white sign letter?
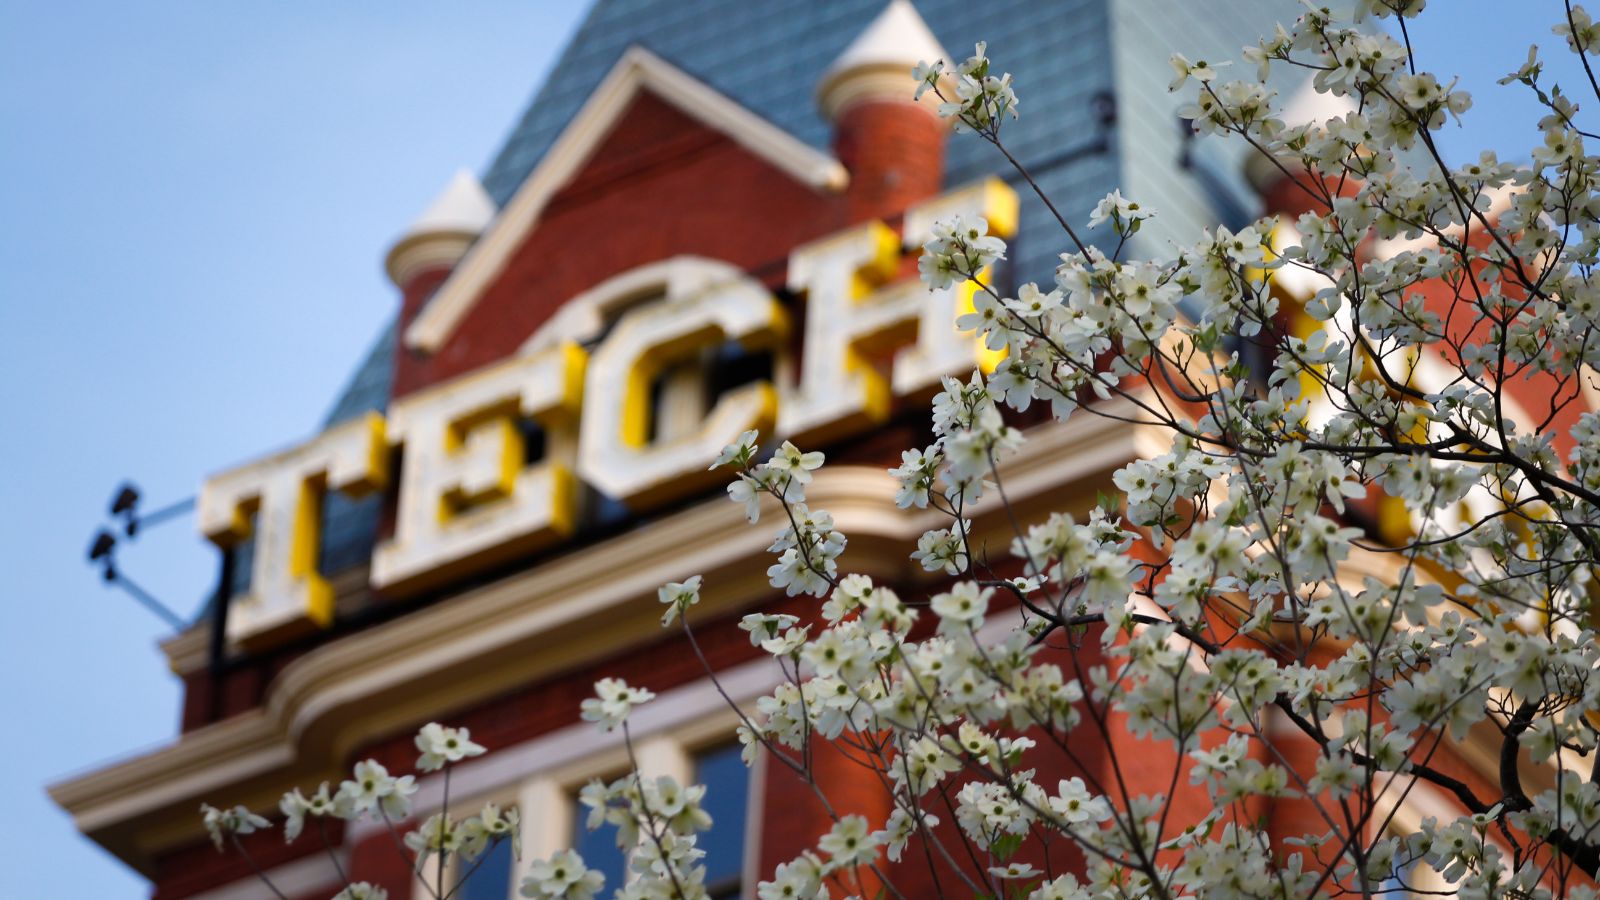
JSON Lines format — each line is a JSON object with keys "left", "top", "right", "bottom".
{"left": 198, "top": 412, "right": 388, "bottom": 649}
{"left": 781, "top": 177, "right": 1019, "bottom": 442}
{"left": 372, "top": 342, "right": 586, "bottom": 594}
{"left": 578, "top": 277, "right": 788, "bottom": 508}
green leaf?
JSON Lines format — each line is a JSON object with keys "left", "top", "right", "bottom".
{"left": 991, "top": 832, "right": 1025, "bottom": 861}
{"left": 1096, "top": 491, "right": 1120, "bottom": 515}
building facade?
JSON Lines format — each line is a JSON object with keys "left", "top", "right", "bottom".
{"left": 47, "top": 2, "right": 1353, "bottom": 898}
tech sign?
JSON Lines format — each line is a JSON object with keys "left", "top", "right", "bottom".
{"left": 199, "top": 178, "right": 1018, "bottom": 650}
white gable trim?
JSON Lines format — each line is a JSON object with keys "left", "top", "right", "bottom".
{"left": 520, "top": 255, "right": 750, "bottom": 353}
{"left": 405, "top": 46, "right": 850, "bottom": 353}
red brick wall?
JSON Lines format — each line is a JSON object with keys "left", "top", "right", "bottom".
{"left": 153, "top": 820, "right": 343, "bottom": 900}
{"left": 345, "top": 825, "right": 423, "bottom": 899}
{"left": 391, "top": 93, "right": 950, "bottom": 400}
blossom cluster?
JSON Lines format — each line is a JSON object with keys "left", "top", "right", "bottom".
{"left": 608, "top": 6, "right": 1600, "bottom": 897}
{"left": 201, "top": 723, "right": 503, "bottom": 900}
{"left": 519, "top": 733, "right": 721, "bottom": 900}
{"left": 213, "top": 3, "right": 1600, "bottom": 899}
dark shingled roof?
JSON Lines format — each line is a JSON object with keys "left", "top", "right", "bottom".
{"left": 322, "top": 317, "right": 395, "bottom": 428}
{"left": 311, "top": 318, "right": 396, "bottom": 582}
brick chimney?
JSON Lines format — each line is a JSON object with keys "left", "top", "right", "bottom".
{"left": 384, "top": 169, "right": 495, "bottom": 336}
{"left": 818, "top": 0, "right": 950, "bottom": 225}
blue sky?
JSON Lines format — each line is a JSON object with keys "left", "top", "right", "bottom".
{"left": 0, "top": 3, "right": 584, "bottom": 896}
{"left": 0, "top": 2, "right": 1587, "bottom": 897}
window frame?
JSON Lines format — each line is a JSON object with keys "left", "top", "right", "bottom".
{"left": 413, "top": 704, "right": 762, "bottom": 900}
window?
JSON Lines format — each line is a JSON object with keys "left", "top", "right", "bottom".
{"left": 461, "top": 708, "right": 754, "bottom": 898}
{"left": 695, "top": 743, "right": 751, "bottom": 899}
{"left": 455, "top": 833, "right": 515, "bottom": 900}
{"left": 546, "top": 741, "right": 750, "bottom": 897}
{"left": 572, "top": 791, "right": 629, "bottom": 892}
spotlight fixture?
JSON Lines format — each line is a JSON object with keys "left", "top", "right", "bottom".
{"left": 84, "top": 481, "right": 193, "bottom": 632}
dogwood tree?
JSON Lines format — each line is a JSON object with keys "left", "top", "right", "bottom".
{"left": 203, "top": 2, "right": 1600, "bottom": 897}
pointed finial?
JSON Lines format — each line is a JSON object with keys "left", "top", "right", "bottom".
{"left": 817, "top": 0, "right": 950, "bottom": 121}
{"left": 385, "top": 170, "right": 496, "bottom": 287}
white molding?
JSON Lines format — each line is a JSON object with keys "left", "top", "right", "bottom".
{"left": 404, "top": 46, "right": 848, "bottom": 355}
{"left": 183, "top": 849, "right": 345, "bottom": 900}
{"left": 49, "top": 402, "right": 1142, "bottom": 872}
{"left": 818, "top": 66, "right": 945, "bottom": 122}
{"left": 350, "top": 654, "right": 783, "bottom": 844}
{"left": 355, "top": 660, "right": 783, "bottom": 896}
{"left": 517, "top": 778, "right": 574, "bottom": 860}
{"left": 520, "top": 256, "right": 751, "bottom": 354}
{"left": 386, "top": 231, "right": 476, "bottom": 288}
{"left": 740, "top": 738, "right": 768, "bottom": 897}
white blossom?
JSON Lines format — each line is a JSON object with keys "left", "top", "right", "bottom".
{"left": 580, "top": 678, "right": 655, "bottom": 732}
{"left": 521, "top": 849, "right": 605, "bottom": 900}
{"left": 199, "top": 803, "right": 270, "bottom": 851}
{"left": 657, "top": 574, "right": 703, "bottom": 626}
{"left": 414, "top": 722, "right": 486, "bottom": 772}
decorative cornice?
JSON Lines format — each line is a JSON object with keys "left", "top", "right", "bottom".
{"left": 384, "top": 231, "right": 477, "bottom": 288}
{"left": 818, "top": 65, "right": 946, "bottom": 122}
{"left": 49, "top": 404, "right": 1143, "bottom": 875}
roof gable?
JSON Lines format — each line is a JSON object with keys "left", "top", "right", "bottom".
{"left": 404, "top": 46, "right": 846, "bottom": 354}
{"left": 478, "top": 0, "right": 1133, "bottom": 290}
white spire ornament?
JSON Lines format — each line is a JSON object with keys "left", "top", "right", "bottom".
{"left": 817, "top": 0, "right": 950, "bottom": 120}
{"left": 384, "top": 169, "right": 495, "bottom": 287}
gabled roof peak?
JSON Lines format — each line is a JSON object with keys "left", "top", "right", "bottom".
{"left": 404, "top": 46, "right": 848, "bottom": 352}
{"left": 818, "top": 0, "right": 949, "bottom": 120}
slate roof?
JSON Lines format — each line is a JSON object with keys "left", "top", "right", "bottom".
{"left": 312, "top": 318, "right": 397, "bottom": 582}
{"left": 323, "top": 317, "right": 395, "bottom": 428}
